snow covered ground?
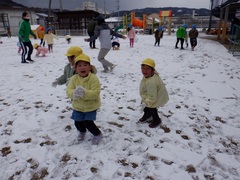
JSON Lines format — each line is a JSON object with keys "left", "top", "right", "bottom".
{"left": 0, "top": 32, "right": 239, "bottom": 180}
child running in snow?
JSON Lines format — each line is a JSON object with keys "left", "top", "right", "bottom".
{"left": 188, "top": 24, "right": 199, "bottom": 51}
{"left": 52, "top": 46, "right": 83, "bottom": 87}
{"left": 43, "top": 28, "right": 58, "bottom": 53}
{"left": 17, "top": 41, "right": 22, "bottom": 53}
{"left": 154, "top": 26, "right": 163, "bottom": 46}
{"left": 127, "top": 24, "right": 136, "bottom": 47}
{"left": 139, "top": 58, "right": 169, "bottom": 128}
{"left": 66, "top": 53, "right": 102, "bottom": 145}
{"left": 33, "top": 43, "right": 48, "bottom": 57}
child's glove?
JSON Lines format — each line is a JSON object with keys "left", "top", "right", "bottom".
{"left": 73, "top": 86, "right": 85, "bottom": 99}
{"left": 139, "top": 102, "right": 146, "bottom": 112}
{"left": 52, "top": 80, "right": 58, "bottom": 87}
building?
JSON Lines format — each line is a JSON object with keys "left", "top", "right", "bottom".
{"left": 55, "top": 10, "right": 100, "bottom": 36}
{"left": 0, "top": 7, "right": 38, "bottom": 36}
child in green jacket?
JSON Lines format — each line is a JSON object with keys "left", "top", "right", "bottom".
{"left": 175, "top": 24, "right": 187, "bottom": 50}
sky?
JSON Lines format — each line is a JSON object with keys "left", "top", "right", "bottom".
{"left": 0, "top": 30, "right": 240, "bottom": 179}
{"left": 12, "top": 0, "right": 211, "bottom": 12}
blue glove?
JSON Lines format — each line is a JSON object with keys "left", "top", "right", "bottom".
{"left": 73, "top": 86, "right": 85, "bottom": 99}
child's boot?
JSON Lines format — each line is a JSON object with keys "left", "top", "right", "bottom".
{"left": 149, "top": 118, "right": 161, "bottom": 128}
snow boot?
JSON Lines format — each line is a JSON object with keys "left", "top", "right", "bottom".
{"left": 149, "top": 118, "right": 161, "bottom": 128}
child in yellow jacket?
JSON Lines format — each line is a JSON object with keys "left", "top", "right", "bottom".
{"left": 43, "top": 28, "right": 58, "bottom": 53}
{"left": 66, "top": 53, "right": 102, "bottom": 145}
{"left": 139, "top": 58, "right": 169, "bottom": 128}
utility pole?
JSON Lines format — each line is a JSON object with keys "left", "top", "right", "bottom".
{"left": 48, "top": 0, "right": 52, "bottom": 28}
{"left": 117, "top": 0, "right": 120, "bottom": 26}
{"left": 59, "top": 0, "right": 63, "bottom": 12}
{"left": 207, "top": 0, "right": 214, "bottom": 34}
{"left": 104, "top": 1, "right": 106, "bottom": 16}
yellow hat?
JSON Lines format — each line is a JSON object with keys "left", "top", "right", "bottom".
{"left": 74, "top": 53, "right": 91, "bottom": 64}
{"left": 33, "top": 43, "right": 39, "bottom": 49}
{"left": 142, "top": 58, "right": 155, "bottom": 68}
{"left": 75, "top": 54, "right": 97, "bottom": 74}
{"left": 65, "top": 46, "right": 83, "bottom": 57}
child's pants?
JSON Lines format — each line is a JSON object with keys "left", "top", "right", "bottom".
{"left": 129, "top": 38, "right": 134, "bottom": 47}
{"left": 74, "top": 120, "right": 101, "bottom": 136}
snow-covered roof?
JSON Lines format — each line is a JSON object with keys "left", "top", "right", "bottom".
{"left": 105, "top": 17, "right": 121, "bottom": 23}
{"left": 31, "top": 25, "right": 40, "bottom": 30}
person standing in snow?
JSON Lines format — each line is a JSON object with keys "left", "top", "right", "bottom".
{"left": 188, "top": 24, "right": 199, "bottom": 51}
{"left": 18, "top": 12, "right": 37, "bottom": 63}
{"left": 84, "top": 14, "right": 126, "bottom": 73}
{"left": 52, "top": 46, "right": 83, "bottom": 87}
{"left": 154, "top": 26, "right": 163, "bottom": 46}
{"left": 87, "top": 17, "right": 97, "bottom": 49}
{"left": 139, "top": 58, "right": 169, "bottom": 128}
{"left": 175, "top": 24, "right": 187, "bottom": 50}
{"left": 38, "top": 26, "right": 45, "bottom": 46}
{"left": 127, "top": 24, "right": 136, "bottom": 47}
{"left": 43, "top": 28, "right": 58, "bottom": 53}
{"left": 66, "top": 53, "right": 102, "bottom": 145}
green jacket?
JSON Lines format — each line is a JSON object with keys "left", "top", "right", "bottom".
{"left": 56, "top": 63, "right": 75, "bottom": 85}
{"left": 66, "top": 73, "right": 101, "bottom": 112}
{"left": 18, "top": 19, "right": 35, "bottom": 42}
{"left": 176, "top": 27, "right": 187, "bottom": 38}
{"left": 140, "top": 74, "right": 169, "bottom": 108}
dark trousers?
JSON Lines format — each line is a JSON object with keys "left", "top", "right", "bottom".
{"left": 40, "top": 39, "right": 45, "bottom": 46}
{"left": 74, "top": 121, "right": 101, "bottom": 136}
{"left": 155, "top": 37, "right": 161, "bottom": 46}
{"left": 88, "top": 32, "right": 96, "bottom": 48}
{"left": 20, "top": 41, "right": 33, "bottom": 63}
{"left": 112, "top": 42, "right": 120, "bottom": 47}
{"left": 190, "top": 38, "right": 197, "bottom": 47}
{"left": 175, "top": 38, "right": 184, "bottom": 48}
{"left": 142, "top": 107, "right": 160, "bottom": 121}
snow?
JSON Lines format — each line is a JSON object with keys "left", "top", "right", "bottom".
{"left": 0, "top": 32, "right": 240, "bottom": 179}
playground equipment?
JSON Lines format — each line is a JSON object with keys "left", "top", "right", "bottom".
{"left": 159, "top": 10, "right": 172, "bottom": 35}
{"left": 120, "top": 12, "right": 147, "bottom": 33}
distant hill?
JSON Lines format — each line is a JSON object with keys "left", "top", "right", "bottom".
{"left": 111, "top": 7, "right": 210, "bottom": 17}
{"left": 0, "top": 0, "right": 26, "bottom": 8}
{"left": 1, "top": 0, "right": 210, "bottom": 18}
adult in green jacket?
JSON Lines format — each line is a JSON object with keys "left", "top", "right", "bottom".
{"left": 175, "top": 24, "right": 187, "bottom": 50}
{"left": 18, "top": 12, "right": 36, "bottom": 63}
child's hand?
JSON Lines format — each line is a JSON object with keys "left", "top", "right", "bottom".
{"left": 73, "top": 86, "right": 85, "bottom": 99}
{"left": 139, "top": 102, "right": 146, "bottom": 112}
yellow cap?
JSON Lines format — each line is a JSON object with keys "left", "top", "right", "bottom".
{"left": 33, "top": 43, "right": 39, "bottom": 49}
{"left": 142, "top": 58, "right": 155, "bottom": 68}
{"left": 65, "top": 46, "right": 83, "bottom": 57}
{"left": 74, "top": 53, "right": 91, "bottom": 64}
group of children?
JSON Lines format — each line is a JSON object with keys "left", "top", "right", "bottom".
{"left": 175, "top": 24, "right": 199, "bottom": 51}
{"left": 52, "top": 44, "right": 169, "bottom": 145}
{"left": 17, "top": 28, "right": 69, "bottom": 57}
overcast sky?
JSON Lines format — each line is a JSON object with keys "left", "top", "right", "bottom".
{"left": 13, "top": 0, "right": 211, "bottom": 12}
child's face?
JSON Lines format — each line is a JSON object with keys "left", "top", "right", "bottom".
{"left": 67, "top": 56, "right": 74, "bottom": 66}
{"left": 75, "top": 61, "right": 92, "bottom": 77}
{"left": 141, "top": 65, "right": 154, "bottom": 78}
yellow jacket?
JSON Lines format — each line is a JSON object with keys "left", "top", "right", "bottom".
{"left": 140, "top": 74, "right": 169, "bottom": 108}
{"left": 66, "top": 73, "right": 101, "bottom": 112}
{"left": 44, "top": 33, "right": 58, "bottom": 44}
